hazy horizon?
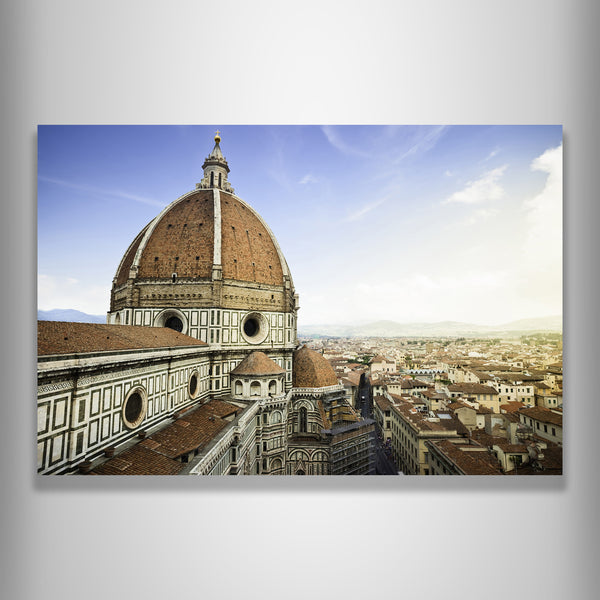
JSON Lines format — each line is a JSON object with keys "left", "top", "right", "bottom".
{"left": 37, "top": 307, "right": 561, "bottom": 331}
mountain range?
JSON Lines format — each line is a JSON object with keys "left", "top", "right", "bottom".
{"left": 297, "top": 315, "right": 562, "bottom": 338}
{"left": 37, "top": 309, "right": 106, "bottom": 324}
{"left": 38, "top": 309, "right": 561, "bottom": 338}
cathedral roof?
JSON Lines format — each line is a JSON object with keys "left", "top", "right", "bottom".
{"left": 230, "top": 351, "right": 285, "bottom": 376}
{"left": 113, "top": 187, "right": 288, "bottom": 287}
{"left": 38, "top": 321, "right": 207, "bottom": 356}
{"left": 91, "top": 399, "right": 239, "bottom": 474}
{"left": 89, "top": 443, "right": 182, "bottom": 475}
{"left": 292, "top": 346, "right": 339, "bottom": 388}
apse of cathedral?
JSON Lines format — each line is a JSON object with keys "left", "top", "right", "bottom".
{"left": 37, "top": 134, "right": 376, "bottom": 476}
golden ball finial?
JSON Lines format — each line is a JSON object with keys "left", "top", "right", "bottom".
{"left": 214, "top": 130, "right": 221, "bottom": 143}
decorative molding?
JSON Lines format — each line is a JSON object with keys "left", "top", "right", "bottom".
{"left": 38, "top": 380, "right": 75, "bottom": 395}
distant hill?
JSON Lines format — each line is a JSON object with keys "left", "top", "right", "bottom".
{"left": 38, "top": 309, "right": 106, "bottom": 324}
{"left": 298, "top": 315, "right": 562, "bottom": 338}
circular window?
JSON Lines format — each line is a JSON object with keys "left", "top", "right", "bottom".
{"left": 189, "top": 371, "right": 199, "bottom": 398}
{"left": 154, "top": 309, "right": 188, "bottom": 334}
{"left": 244, "top": 318, "right": 259, "bottom": 337}
{"left": 165, "top": 316, "right": 183, "bottom": 332}
{"left": 240, "top": 312, "right": 269, "bottom": 345}
{"left": 122, "top": 387, "right": 147, "bottom": 429}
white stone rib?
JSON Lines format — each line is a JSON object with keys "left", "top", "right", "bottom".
{"left": 225, "top": 191, "right": 296, "bottom": 291}
{"left": 127, "top": 189, "right": 204, "bottom": 279}
{"left": 213, "top": 188, "right": 221, "bottom": 267}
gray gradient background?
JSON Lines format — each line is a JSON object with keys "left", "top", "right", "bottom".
{"left": 2, "top": 1, "right": 598, "bottom": 599}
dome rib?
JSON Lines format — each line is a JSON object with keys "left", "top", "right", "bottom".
{"left": 120, "top": 189, "right": 215, "bottom": 281}
{"left": 114, "top": 222, "right": 152, "bottom": 286}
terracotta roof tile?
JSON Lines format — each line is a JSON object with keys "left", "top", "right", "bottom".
{"left": 341, "top": 372, "right": 362, "bottom": 386}
{"left": 38, "top": 321, "right": 207, "bottom": 356}
{"left": 426, "top": 439, "right": 502, "bottom": 475}
{"left": 220, "top": 192, "right": 284, "bottom": 285}
{"left": 91, "top": 444, "right": 182, "bottom": 475}
{"left": 374, "top": 394, "right": 393, "bottom": 411}
{"left": 519, "top": 406, "right": 563, "bottom": 427}
{"left": 293, "top": 346, "right": 339, "bottom": 388}
{"left": 500, "top": 401, "right": 525, "bottom": 413}
{"left": 230, "top": 351, "right": 285, "bottom": 376}
{"left": 146, "top": 400, "right": 239, "bottom": 459}
{"left": 135, "top": 189, "right": 215, "bottom": 280}
{"left": 448, "top": 383, "right": 499, "bottom": 395}
{"left": 90, "top": 399, "right": 240, "bottom": 474}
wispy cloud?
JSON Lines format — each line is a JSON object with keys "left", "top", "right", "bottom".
{"left": 345, "top": 197, "right": 387, "bottom": 222}
{"left": 266, "top": 168, "right": 293, "bottom": 191}
{"left": 483, "top": 147, "right": 500, "bottom": 162}
{"left": 265, "top": 130, "right": 294, "bottom": 191}
{"left": 321, "top": 126, "right": 369, "bottom": 158}
{"left": 443, "top": 165, "right": 507, "bottom": 205}
{"left": 298, "top": 173, "right": 318, "bottom": 185}
{"left": 38, "top": 176, "right": 166, "bottom": 208}
{"left": 392, "top": 125, "right": 448, "bottom": 164}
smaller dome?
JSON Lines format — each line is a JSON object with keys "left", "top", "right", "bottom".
{"left": 293, "top": 346, "right": 339, "bottom": 388}
{"left": 231, "top": 351, "right": 285, "bottom": 376}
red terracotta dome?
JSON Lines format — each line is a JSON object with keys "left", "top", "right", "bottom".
{"left": 114, "top": 188, "right": 286, "bottom": 287}
{"left": 231, "top": 351, "right": 285, "bottom": 376}
{"left": 109, "top": 135, "right": 297, "bottom": 319}
{"left": 293, "top": 346, "right": 339, "bottom": 388}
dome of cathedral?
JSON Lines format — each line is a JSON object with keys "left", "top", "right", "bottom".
{"left": 109, "top": 134, "right": 297, "bottom": 319}
{"left": 292, "top": 346, "right": 339, "bottom": 388}
{"left": 113, "top": 187, "right": 287, "bottom": 287}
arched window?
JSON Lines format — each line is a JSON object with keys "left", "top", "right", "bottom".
{"left": 250, "top": 381, "right": 261, "bottom": 396}
{"left": 271, "top": 410, "right": 282, "bottom": 424}
{"left": 299, "top": 406, "right": 308, "bottom": 433}
{"left": 313, "top": 451, "right": 328, "bottom": 475}
{"left": 235, "top": 381, "right": 243, "bottom": 396}
{"left": 218, "top": 173, "right": 222, "bottom": 188}
{"left": 210, "top": 171, "right": 214, "bottom": 187}
{"left": 268, "top": 380, "right": 277, "bottom": 395}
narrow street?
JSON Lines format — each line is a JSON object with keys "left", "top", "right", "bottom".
{"left": 357, "top": 377, "right": 399, "bottom": 475}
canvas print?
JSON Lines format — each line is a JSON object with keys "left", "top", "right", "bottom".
{"left": 37, "top": 125, "right": 563, "bottom": 475}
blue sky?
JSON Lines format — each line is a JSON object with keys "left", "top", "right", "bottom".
{"left": 38, "top": 125, "right": 563, "bottom": 326}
